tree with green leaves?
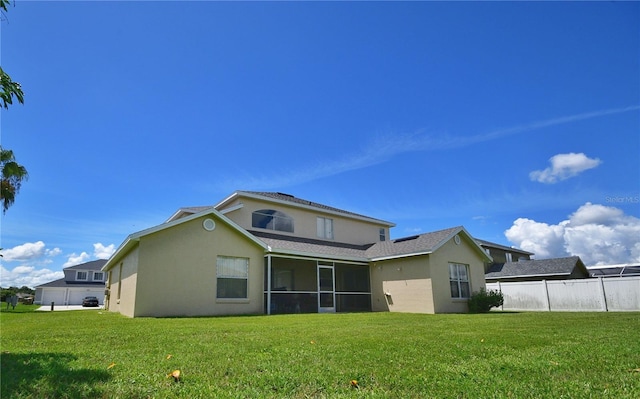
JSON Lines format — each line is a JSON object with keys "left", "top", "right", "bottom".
{"left": 1, "top": 147, "right": 29, "bottom": 213}
{"left": 1, "top": 0, "right": 28, "bottom": 213}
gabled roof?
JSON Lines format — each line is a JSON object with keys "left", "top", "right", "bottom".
{"left": 64, "top": 259, "right": 107, "bottom": 271}
{"left": 475, "top": 238, "right": 534, "bottom": 256}
{"left": 486, "top": 256, "right": 587, "bottom": 280}
{"left": 35, "top": 277, "right": 105, "bottom": 288}
{"left": 165, "top": 206, "right": 214, "bottom": 223}
{"left": 103, "top": 207, "right": 268, "bottom": 272}
{"left": 215, "top": 191, "right": 396, "bottom": 227}
{"left": 251, "top": 230, "right": 372, "bottom": 263}
{"left": 366, "top": 226, "right": 492, "bottom": 262}
{"left": 254, "top": 226, "right": 492, "bottom": 264}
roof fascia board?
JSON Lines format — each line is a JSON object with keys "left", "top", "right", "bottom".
{"left": 267, "top": 248, "right": 369, "bottom": 264}
{"left": 486, "top": 272, "right": 572, "bottom": 279}
{"left": 219, "top": 203, "right": 244, "bottom": 215}
{"left": 266, "top": 253, "right": 369, "bottom": 265}
{"left": 103, "top": 208, "right": 267, "bottom": 271}
{"left": 218, "top": 191, "right": 395, "bottom": 227}
{"left": 476, "top": 239, "right": 534, "bottom": 255}
{"left": 429, "top": 227, "right": 493, "bottom": 263}
{"left": 370, "top": 250, "right": 433, "bottom": 262}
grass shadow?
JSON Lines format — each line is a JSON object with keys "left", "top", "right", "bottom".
{"left": 0, "top": 352, "right": 111, "bottom": 398}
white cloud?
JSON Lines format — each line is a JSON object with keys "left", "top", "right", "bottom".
{"left": 529, "top": 152, "right": 602, "bottom": 184}
{"left": 93, "top": 243, "right": 116, "bottom": 259}
{"left": 505, "top": 202, "right": 640, "bottom": 265}
{"left": 220, "top": 106, "right": 637, "bottom": 190}
{"left": 46, "top": 247, "right": 63, "bottom": 257}
{"left": 63, "top": 252, "right": 91, "bottom": 267}
{"left": 1, "top": 241, "right": 46, "bottom": 261}
{"left": 0, "top": 265, "right": 64, "bottom": 288}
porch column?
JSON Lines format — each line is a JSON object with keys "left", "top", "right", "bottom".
{"left": 266, "top": 255, "right": 272, "bottom": 315}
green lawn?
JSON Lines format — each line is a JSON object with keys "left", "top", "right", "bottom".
{"left": 1, "top": 309, "right": 639, "bottom": 398}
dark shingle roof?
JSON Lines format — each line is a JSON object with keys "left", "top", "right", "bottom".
{"left": 252, "top": 226, "right": 469, "bottom": 262}
{"left": 486, "top": 256, "right": 585, "bottom": 279}
{"left": 36, "top": 277, "right": 105, "bottom": 288}
{"left": 475, "top": 239, "right": 534, "bottom": 255}
{"left": 239, "top": 191, "right": 394, "bottom": 226}
{"left": 64, "top": 259, "right": 108, "bottom": 271}
{"left": 366, "top": 226, "right": 462, "bottom": 259}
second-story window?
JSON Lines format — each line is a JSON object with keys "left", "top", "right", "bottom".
{"left": 76, "top": 271, "right": 88, "bottom": 281}
{"left": 93, "top": 272, "right": 104, "bottom": 281}
{"left": 379, "top": 228, "right": 386, "bottom": 241}
{"left": 317, "top": 217, "right": 334, "bottom": 239}
{"left": 252, "top": 209, "right": 294, "bottom": 233}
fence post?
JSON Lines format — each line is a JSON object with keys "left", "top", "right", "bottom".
{"left": 543, "top": 280, "right": 551, "bottom": 311}
{"left": 51, "top": 302, "right": 55, "bottom": 311}
{"left": 598, "top": 277, "right": 609, "bottom": 312}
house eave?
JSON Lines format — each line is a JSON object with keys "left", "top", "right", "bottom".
{"left": 370, "top": 250, "right": 433, "bottom": 262}
{"left": 486, "top": 272, "right": 572, "bottom": 280}
{"left": 216, "top": 191, "right": 396, "bottom": 227}
{"left": 266, "top": 248, "right": 370, "bottom": 264}
{"left": 103, "top": 207, "right": 268, "bottom": 272}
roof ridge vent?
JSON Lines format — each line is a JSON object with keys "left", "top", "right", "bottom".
{"left": 393, "top": 235, "right": 420, "bottom": 243}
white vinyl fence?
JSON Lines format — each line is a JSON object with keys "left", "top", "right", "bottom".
{"left": 486, "top": 276, "right": 640, "bottom": 312}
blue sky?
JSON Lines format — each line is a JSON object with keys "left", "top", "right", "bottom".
{"left": 1, "top": 1, "right": 639, "bottom": 288}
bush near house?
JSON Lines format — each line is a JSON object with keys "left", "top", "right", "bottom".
{"left": 468, "top": 288, "right": 504, "bottom": 313}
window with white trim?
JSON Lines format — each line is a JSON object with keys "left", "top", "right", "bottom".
{"left": 93, "top": 272, "right": 104, "bottom": 281}
{"left": 449, "top": 263, "right": 470, "bottom": 299}
{"left": 505, "top": 252, "right": 513, "bottom": 263}
{"left": 252, "top": 209, "right": 294, "bottom": 233}
{"left": 217, "top": 256, "right": 249, "bottom": 299}
{"left": 317, "top": 217, "right": 334, "bottom": 239}
{"left": 379, "top": 228, "right": 386, "bottom": 242}
{"left": 76, "top": 271, "right": 88, "bottom": 281}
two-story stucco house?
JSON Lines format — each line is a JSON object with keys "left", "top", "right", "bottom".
{"left": 34, "top": 259, "right": 107, "bottom": 305}
{"left": 102, "top": 191, "right": 492, "bottom": 317}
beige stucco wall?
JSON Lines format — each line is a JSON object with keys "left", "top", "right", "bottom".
{"left": 429, "top": 235, "right": 487, "bottom": 313}
{"left": 220, "top": 197, "right": 387, "bottom": 245}
{"left": 105, "top": 246, "right": 139, "bottom": 317}
{"left": 370, "top": 255, "right": 434, "bottom": 313}
{"left": 131, "top": 215, "right": 265, "bottom": 317}
{"left": 370, "top": 234, "right": 487, "bottom": 314}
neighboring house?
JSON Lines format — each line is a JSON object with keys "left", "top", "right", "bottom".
{"left": 485, "top": 256, "right": 589, "bottom": 282}
{"left": 34, "top": 259, "right": 107, "bottom": 305}
{"left": 587, "top": 263, "right": 640, "bottom": 278}
{"left": 102, "top": 191, "right": 492, "bottom": 317}
{"left": 475, "top": 239, "right": 533, "bottom": 271}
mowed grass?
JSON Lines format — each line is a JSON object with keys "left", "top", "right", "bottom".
{"left": 1, "top": 308, "right": 639, "bottom": 398}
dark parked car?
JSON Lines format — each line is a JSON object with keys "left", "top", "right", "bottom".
{"left": 82, "top": 296, "right": 99, "bottom": 307}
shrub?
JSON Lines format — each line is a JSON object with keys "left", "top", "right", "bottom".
{"left": 468, "top": 288, "right": 504, "bottom": 313}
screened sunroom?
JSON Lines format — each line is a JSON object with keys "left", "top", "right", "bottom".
{"left": 264, "top": 255, "right": 372, "bottom": 314}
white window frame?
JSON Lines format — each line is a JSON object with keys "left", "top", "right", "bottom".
{"left": 251, "top": 209, "right": 294, "bottom": 233}
{"left": 449, "top": 263, "right": 471, "bottom": 299}
{"left": 216, "top": 256, "right": 249, "bottom": 300}
{"left": 505, "top": 252, "right": 513, "bottom": 263}
{"left": 76, "top": 271, "right": 88, "bottom": 281}
{"left": 317, "top": 217, "right": 334, "bottom": 239}
{"left": 379, "top": 228, "right": 386, "bottom": 242}
{"left": 93, "top": 271, "right": 104, "bottom": 281}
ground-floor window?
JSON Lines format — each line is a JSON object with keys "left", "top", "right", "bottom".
{"left": 217, "top": 256, "right": 249, "bottom": 299}
{"left": 449, "top": 263, "right": 470, "bottom": 299}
